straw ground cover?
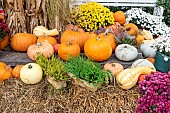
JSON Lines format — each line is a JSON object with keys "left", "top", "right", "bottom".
{"left": 0, "top": 78, "right": 140, "bottom": 113}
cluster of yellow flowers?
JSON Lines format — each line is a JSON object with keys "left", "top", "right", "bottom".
{"left": 71, "top": 2, "right": 114, "bottom": 32}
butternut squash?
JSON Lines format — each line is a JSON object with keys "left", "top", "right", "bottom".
{"left": 33, "top": 26, "right": 59, "bottom": 36}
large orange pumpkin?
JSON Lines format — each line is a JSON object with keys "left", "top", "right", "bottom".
{"left": 113, "top": 11, "right": 126, "bottom": 25}
{"left": 61, "top": 29, "right": 89, "bottom": 50}
{"left": 0, "top": 62, "right": 12, "bottom": 82}
{"left": 103, "top": 63, "right": 124, "bottom": 76}
{"left": 11, "top": 33, "right": 37, "bottom": 52}
{"left": 37, "top": 35, "right": 57, "bottom": 45}
{"left": 0, "top": 34, "right": 10, "bottom": 50}
{"left": 58, "top": 42, "right": 80, "bottom": 61}
{"left": 84, "top": 37, "right": 112, "bottom": 62}
{"left": 27, "top": 42, "right": 54, "bottom": 61}
{"left": 12, "top": 65, "right": 24, "bottom": 78}
{"left": 125, "top": 23, "right": 139, "bottom": 36}
{"left": 98, "top": 31, "right": 117, "bottom": 52}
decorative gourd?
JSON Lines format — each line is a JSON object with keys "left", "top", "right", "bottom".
{"left": 58, "top": 42, "right": 80, "bottom": 61}
{"left": 61, "top": 29, "right": 89, "bottom": 50}
{"left": 125, "top": 23, "right": 139, "bottom": 36}
{"left": 84, "top": 37, "right": 112, "bottom": 62}
{"left": 27, "top": 42, "right": 54, "bottom": 61}
{"left": 135, "top": 35, "right": 144, "bottom": 44}
{"left": 37, "top": 34, "right": 57, "bottom": 45}
{"left": 11, "top": 33, "right": 37, "bottom": 52}
{"left": 146, "top": 58, "right": 155, "bottom": 64}
{"left": 140, "top": 41, "right": 156, "bottom": 58}
{"left": 0, "top": 62, "right": 12, "bottom": 82}
{"left": 131, "top": 59, "right": 155, "bottom": 68}
{"left": 98, "top": 30, "right": 117, "bottom": 52}
{"left": 0, "top": 34, "right": 10, "bottom": 50}
{"left": 115, "top": 44, "right": 138, "bottom": 61}
{"left": 113, "top": 11, "right": 126, "bottom": 25}
{"left": 116, "top": 66, "right": 156, "bottom": 89}
{"left": 20, "top": 63, "right": 43, "bottom": 84}
{"left": 12, "top": 65, "right": 24, "bottom": 78}
{"left": 33, "top": 26, "right": 59, "bottom": 36}
{"left": 140, "top": 29, "right": 153, "bottom": 40}
{"left": 103, "top": 63, "right": 124, "bottom": 76}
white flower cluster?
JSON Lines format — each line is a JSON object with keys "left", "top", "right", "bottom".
{"left": 125, "top": 8, "right": 170, "bottom": 37}
{"left": 152, "top": 36, "right": 170, "bottom": 56}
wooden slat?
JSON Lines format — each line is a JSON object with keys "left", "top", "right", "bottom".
{"left": 78, "top": 0, "right": 157, "bottom": 3}
{"left": 0, "top": 51, "right": 144, "bottom": 68}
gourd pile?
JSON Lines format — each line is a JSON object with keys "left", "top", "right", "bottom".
{"left": 0, "top": 2, "right": 170, "bottom": 112}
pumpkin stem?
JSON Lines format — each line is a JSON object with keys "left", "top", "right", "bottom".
{"left": 126, "top": 27, "right": 130, "bottom": 31}
{"left": 37, "top": 42, "right": 42, "bottom": 46}
{"left": 124, "top": 45, "right": 127, "bottom": 48}
{"left": 96, "top": 37, "right": 101, "bottom": 41}
{"left": 28, "top": 64, "right": 32, "bottom": 69}
{"left": 5, "top": 65, "right": 11, "bottom": 70}
{"left": 111, "top": 63, "right": 116, "bottom": 67}
{"left": 66, "top": 41, "right": 73, "bottom": 46}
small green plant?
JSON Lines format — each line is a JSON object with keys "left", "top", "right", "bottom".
{"left": 65, "top": 56, "right": 112, "bottom": 85}
{"left": 36, "top": 54, "right": 69, "bottom": 81}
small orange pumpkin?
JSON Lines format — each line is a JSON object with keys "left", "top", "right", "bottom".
{"left": 66, "top": 24, "right": 84, "bottom": 32}
{"left": 0, "top": 34, "right": 10, "bottom": 50}
{"left": 84, "top": 37, "right": 112, "bottom": 62}
{"left": 146, "top": 58, "right": 155, "bottom": 64}
{"left": 37, "top": 35, "right": 57, "bottom": 45}
{"left": 98, "top": 31, "right": 117, "bottom": 52}
{"left": 0, "top": 62, "right": 12, "bottom": 82}
{"left": 27, "top": 42, "right": 54, "bottom": 61}
{"left": 61, "top": 29, "right": 89, "bottom": 50}
{"left": 11, "top": 33, "right": 37, "bottom": 52}
{"left": 105, "top": 22, "right": 121, "bottom": 34}
{"left": 136, "top": 35, "right": 144, "bottom": 44}
{"left": 138, "top": 74, "right": 147, "bottom": 82}
{"left": 125, "top": 23, "right": 139, "bottom": 36}
{"left": 113, "top": 11, "right": 126, "bottom": 25}
{"left": 103, "top": 63, "right": 124, "bottom": 76}
{"left": 58, "top": 42, "right": 80, "bottom": 61}
{"left": 12, "top": 65, "right": 24, "bottom": 78}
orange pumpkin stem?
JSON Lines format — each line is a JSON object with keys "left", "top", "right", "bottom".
{"left": 66, "top": 41, "right": 73, "bottom": 46}
{"left": 5, "top": 65, "right": 11, "bottom": 70}
{"left": 96, "top": 37, "right": 101, "bottom": 41}
{"left": 126, "top": 27, "right": 130, "bottom": 31}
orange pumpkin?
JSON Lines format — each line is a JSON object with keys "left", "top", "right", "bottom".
{"left": 98, "top": 31, "right": 117, "bottom": 52}
{"left": 125, "top": 23, "right": 139, "bottom": 36}
{"left": 87, "top": 32, "right": 97, "bottom": 39}
{"left": 136, "top": 35, "right": 144, "bottom": 44}
{"left": 146, "top": 58, "right": 155, "bottom": 64}
{"left": 37, "top": 35, "right": 57, "bottom": 45}
{"left": 12, "top": 65, "right": 24, "bottom": 78}
{"left": 61, "top": 29, "right": 89, "bottom": 50}
{"left": 66, "top": 24, "right": 84, "bottom": 32}
{"left": 58, "top": 42, "right": 80, "bottom": 61}
{"left": 103, "top": 63, "right": 124, "bottom": 76}
{"left": 84, "top": 37, "right": 112, "bottom": 62}
{"left": 11, "top": 33, "right": 37, "bottom": 52}
{"left": 27, "top": 42, "right": 54, "bottom": 61}
{"left": 113, "top": 11, "right": 126, "bottom": 25}
{"left": 0, "top": 62, "right": 12, "bottom": 82}
{"left": 0, "top": 34, "right": 10, "bottom": 50}
{"left": 138, "top": 74, "right": 147, "bottom": 82}
{"left": 105, "top": 22, "right": 121, "bottom": 34}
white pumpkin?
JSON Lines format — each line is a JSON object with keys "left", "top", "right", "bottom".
{"left": 20, "top": 63, "right": 43, "bottom": 84}
{"left": 140, "top": 41, "right": 156, "bottom": 58}
{"left": 115, "top": 44, "right": 138, "bottom": 61}
{"left": 131, "top": 59, "right": 155, "bottom": 68}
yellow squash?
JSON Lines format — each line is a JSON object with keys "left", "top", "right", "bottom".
{"left": 33, "top": 26, "right": 59, "bottom": 36}
{"left": 116, "top": 66, "right": 156, "bottom": 90}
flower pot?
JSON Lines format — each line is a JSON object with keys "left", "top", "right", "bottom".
{"left": 46, "top": 75, "right": 67, "bottom": 90}
{"left": 154, "top": 52, "right": 170, "bottom": 73}
{"left": 68, "top": 73, "right": 101, "bottom": 92}
{"left": 0, "top": 34, "right": 10, "bottom": 50}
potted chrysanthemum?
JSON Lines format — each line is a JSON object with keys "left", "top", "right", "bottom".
{"left": 151, "top": 36, "right": 170, "bottom": 73}
{"left": 0, "top": 18, "right": 10, "bottom": 50}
